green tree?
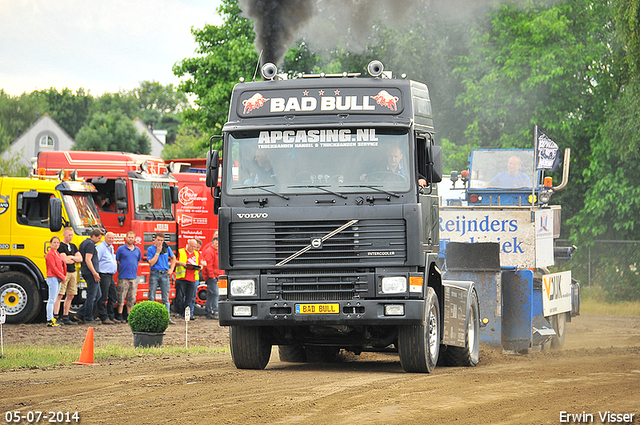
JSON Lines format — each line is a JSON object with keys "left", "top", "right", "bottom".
{"left": 569, "top": 0, "right": 640, "bottom": 247}
{"left": 0, "top": 90, "right": 46, "bottom": 151}
{"left": 92, "top": 92, "right": 139, "bottom": 119}
{"left": 173, "top": 0, "right": 258, "bottom": 142}
{"left": 131, "top": 81, "right": 188, "bottom": 144}
{"left": 74, "top": 111, "right": 150, "bottom": 154}
{"left": 162, "top": 123, "right": 210, "bottom": 160}
{"left": 133, "top": 81, "right": 188, "bottom": 116}
{"left": 615, "top": 0, "right": 640, "bottom": 73}
{"left": 0, "top": 150, "right": 30, "bottom": 176}
{"left": 33, "top": 88, "right": 94, "bottom": 138}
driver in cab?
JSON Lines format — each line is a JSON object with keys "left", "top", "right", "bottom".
{"left": 244, "top": 149, "right": 277, "bottom": 185}
{"left": 360, "top": 145, "right": 427, "bottom": 188}
{"left": 485, "top": 156, "right": 532, "bottom": 188}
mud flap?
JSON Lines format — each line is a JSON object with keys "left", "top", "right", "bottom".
{"left": 441, "top": 280, "right": 473, "bottom": 348}
{"left": 502, "top": 269, "right": 534, "bottom": 351}
{"left": 443, "top": 242, "right": 502, "bottom": 347}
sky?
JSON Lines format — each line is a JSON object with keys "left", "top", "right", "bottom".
{"left": 0, "top": 0, "right": 223, "bottom": 97}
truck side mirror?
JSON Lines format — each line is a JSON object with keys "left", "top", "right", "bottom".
{"left": 170, "top": 185, "right": 179, "bottom": 204}
{"left": 427, "top": 145, "right": 443, "bottom": 183}
{"left": 115, "top": 178, "right": 127, "bottom": 211}
{"left": 206, "top": 150, "right": 220, "bottom": 188}
{"left": 49, "top": 197, "right": 63, "bottom": 232}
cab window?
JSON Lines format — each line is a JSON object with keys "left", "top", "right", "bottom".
{"left": 91, "top": 179, "right": 116, "bottom": 213}
{"left": 16, "top": 192, "right": 52, "bottom": 228}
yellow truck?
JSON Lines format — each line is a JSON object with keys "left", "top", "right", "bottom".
{"left": 0, "top": 171, "right": 105, "bottom": 323}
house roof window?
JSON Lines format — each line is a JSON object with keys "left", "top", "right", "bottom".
{"left": 39, "top": 134, "right": 54, "bottom": 147}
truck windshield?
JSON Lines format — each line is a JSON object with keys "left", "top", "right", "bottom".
{"left": 62, "top": 193, "right": 104, "bottom": 236}
{"left": 131, "top": 180, "right": 174, "bottom": 220}
{"left": 225, "top": 128, "right": 412, "bottom": 196}
{"left": 469, "top": 150, "right": 537, "bottom": 189}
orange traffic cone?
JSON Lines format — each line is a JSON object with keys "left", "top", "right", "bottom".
{"left": 73, "top": 327, "right": 95, "bottom": 365}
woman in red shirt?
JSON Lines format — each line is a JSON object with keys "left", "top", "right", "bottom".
{"left": 45, "top": 236, "right": 67, "bottom": 327}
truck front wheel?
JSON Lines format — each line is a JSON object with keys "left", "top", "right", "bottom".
{"left": 442, "top": 290, "right": 480, "bottom": 367}
{"left": 230, "top": 326, "right": 272, "bottom": 369}
{"left": 398, "top": 287, "right": 440, "bottom": 373}
{"left": 0, "top": 272, "right": 42, "bottom": 324}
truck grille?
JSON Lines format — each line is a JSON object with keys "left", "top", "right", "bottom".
{"left": 266, "top": 271, "right": 371, "bottom": 301}
{"left": 229, "top": 219, "right": 406, "bottom": 268}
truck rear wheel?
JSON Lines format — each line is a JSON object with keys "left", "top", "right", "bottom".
{"left": 230, "top": 326, "right": 272, "bottom": 369}
{"left": 442, "top": 290, "right": 480, "bottom": 367}
{"left": 398, "top": 287, "right": 440, "bottom": 373}
{"left": 549, "top": 313, "right": 566, "bottom": 350}
{"left": 0, "top": 272, "right": 41, "bottom": 324}
{"left": 278, "top": 345, "right": 307, "bottom": 362}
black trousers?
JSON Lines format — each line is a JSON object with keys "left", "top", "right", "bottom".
{"left": 174, "top": 279, "right": 195, "bottom": 317}
{"left": 98, "top": 273, "right": 117, "bottom": 321}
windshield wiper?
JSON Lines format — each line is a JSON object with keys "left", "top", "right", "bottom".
{"left": 339, "top": 184, "right": 400, "bottom": 198}
{"left": 149, "top": 209, "right": 172, "bottom": 220}
{"left": 287, "top": 184, "right": 347, "bottom": 199}
{"left": 235, "top": 184, "right": 290, "bottom": 200}
{"left": 137, "top": 210, "right": 157, "bottom": 220}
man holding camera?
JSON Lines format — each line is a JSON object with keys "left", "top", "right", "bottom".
{"left": 146, "top": 232, "right": 176, "bottom": 324}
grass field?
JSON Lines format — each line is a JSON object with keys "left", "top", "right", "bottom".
{"left": 579, "top": 286, "right": 640, "bottom": 316}
{"left": 0, "top": 344, "right": 227, "bottom": 370}
{"left": 580, "top": 298, "right": 640, "bottom": 316}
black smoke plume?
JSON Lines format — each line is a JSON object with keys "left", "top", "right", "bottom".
{"left": 238, "top": 0, "right": 517, "bottom": 67}
{"left": 238, "top": 0, "right": 316, "bottom": 66}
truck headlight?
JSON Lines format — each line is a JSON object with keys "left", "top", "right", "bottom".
{"left": 233, "top": 305, "right": 253, "bottom": 317}
{"left": 381, "top": 276, "right": 407, "bottom": 294}
{"left": 230, "top": 279, "right": 256, "bottom": 296}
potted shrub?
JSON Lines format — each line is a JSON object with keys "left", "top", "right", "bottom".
{"left": 128, "top": 301, "right": 170, "bottom": 348}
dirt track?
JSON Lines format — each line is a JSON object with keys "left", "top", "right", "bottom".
{"left": 1, "top": 314, "right": 639, "bottom": 425}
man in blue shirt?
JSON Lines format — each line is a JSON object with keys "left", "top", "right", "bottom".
{"left": 146, "top": 232, "right": 176, "bottom": 324}
{"left": 115, "top": 231, "right": 142, "bottom": 323}
{"left": 486, "top": 156, "right": 533, "bottom": 188}
{"left": 96, "top": 231, "right": 118, "bottom": 325}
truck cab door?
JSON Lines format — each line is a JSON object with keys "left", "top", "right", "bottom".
{"left": 13, "top": 189, "right": 56, "bottom": 265}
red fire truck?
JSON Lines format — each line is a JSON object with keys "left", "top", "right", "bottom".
{"left": 37, "top": 151, "right": 178, "bottom": 305}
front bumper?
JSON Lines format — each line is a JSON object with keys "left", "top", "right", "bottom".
{"left": 218, "top": 298, "right": 426, "bottom": 327}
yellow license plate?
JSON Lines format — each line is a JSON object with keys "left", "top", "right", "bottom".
{"left": 295, "top": 303, "right": 340, "bottom": 314}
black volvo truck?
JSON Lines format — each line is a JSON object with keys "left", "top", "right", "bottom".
{"left": 205, "top": 61, "right": 480, "bottom": 372}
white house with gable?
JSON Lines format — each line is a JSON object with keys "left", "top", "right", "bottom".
{"left": 2, "top": 114, "right": 75, "bottom": 168}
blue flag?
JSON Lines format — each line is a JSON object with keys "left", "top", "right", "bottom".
{"left": 536, "top": 128, "right": 562, "bottom": 171}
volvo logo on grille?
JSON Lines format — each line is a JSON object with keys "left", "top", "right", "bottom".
{"left": 237, "top": 213, "right": 269, "bottom": 219}
{"left": 310, "top": 238, "right": 323, "bottom": 249}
